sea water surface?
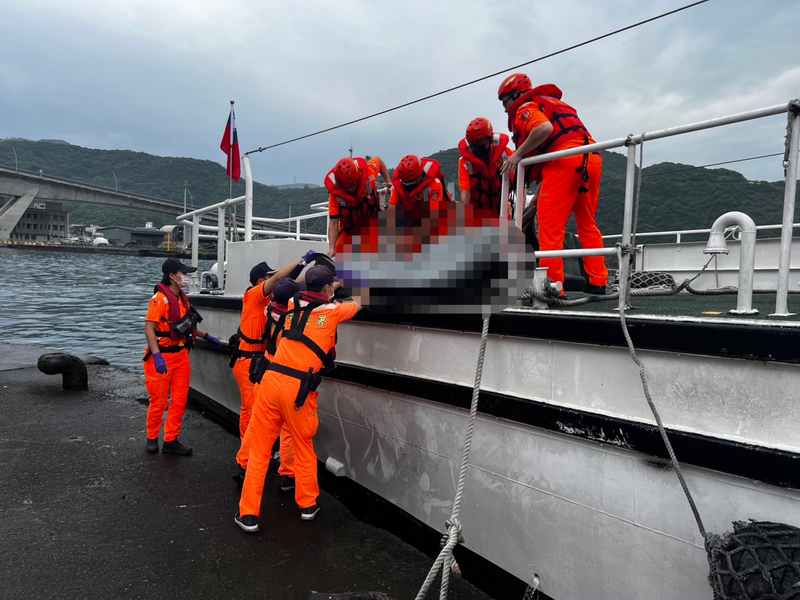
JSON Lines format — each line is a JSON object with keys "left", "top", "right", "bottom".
{"left": 0, "top": 248, "right": 214, "bottom": 371}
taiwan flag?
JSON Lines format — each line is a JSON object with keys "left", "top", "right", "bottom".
{"left": 220, "top": 105, "right": 241, "bottom": 181}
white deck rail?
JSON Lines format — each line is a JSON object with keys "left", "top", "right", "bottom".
{"left": 500, "top": 99, "right": 800, "bottom": 315}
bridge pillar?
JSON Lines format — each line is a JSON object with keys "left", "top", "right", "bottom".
{"left": 0, "top": 188, "right": 39, "bottom": 240}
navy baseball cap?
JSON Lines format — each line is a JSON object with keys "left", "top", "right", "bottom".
{"left": 305, "top": 265, "right": 335, "bottom": 289}
{"left": 162, "top": 258, "right": 197, "bottom": 274}
{"left": 249, "top": 261, "right": 277, "bottom": 285}
{"left": 272, "top": 278, "right": 300, "bottom": 305}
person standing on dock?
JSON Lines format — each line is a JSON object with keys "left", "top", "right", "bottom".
{"left": 143, "top": 258, "right": 221, "bottom": 455}
{"left": 457, "top": 118, "right": 514, "bottom": 217}
{"left": 235, "top": 266, "right": 366, "bottom": 532}
{"left": 326, "top": 156, "right": 391, "bottom": 258}
{"left": 498, "top": 74, "right": 608, "bottom": 295}
{"left": 388, "top": 154, "right": 451, "bottom": 208}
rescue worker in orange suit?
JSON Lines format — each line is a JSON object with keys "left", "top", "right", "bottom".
{"left": 233, "top": 277, "right": 302, "bottom": 491}
{"left": 388, "top": 154, "right": 450, "bottom": 208}
{"left": 235, "top": 266, "right": 366, "bottom": 532}
{"left": 326, "top": 156, "right": 391, "bottom": 258}
{"left": 498, "top": 73, "right": 608, "bottom": 295}
{"left": 232, "top": 252, "right": 316, "bottom": 440}
{"left": 457, "top": 117, "right": 514, "bottom": 218}
{"left": 144, "top": 258, "right": 221, "bottom": 455}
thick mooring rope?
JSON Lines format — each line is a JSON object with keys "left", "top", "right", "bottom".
{"left": 613, "top": 245, "right": 708, "bottom": 540}
{"left": 415, "top": 317, "right": 490, "bottom": 600}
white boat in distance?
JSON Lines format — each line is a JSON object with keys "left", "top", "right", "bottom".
{"left": 182, "top": 99, "right": 800, "bottom": 600}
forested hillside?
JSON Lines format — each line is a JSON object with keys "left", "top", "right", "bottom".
{"left": 0, "top": 139, "right": 792, "bottom": 238}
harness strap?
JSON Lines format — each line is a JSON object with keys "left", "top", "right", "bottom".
{"left": 266, "top": 362, "right": 323, "bottom": 410}
{"left": 236, "top": 326, "right": 268, "bottom": 345}
{"left": 282, "top": 294, "right": 337, "bottom": 372}
{"left": 265, "top": 307, "right": 288, "bottom": 357}
{"left": 143, "top": 344, "right": 187, "bottom": 362}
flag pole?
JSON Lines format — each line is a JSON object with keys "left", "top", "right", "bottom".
{"left": 229, "top": 100, "right": 234, "bottom": 203}
{"left": 228, "top": 100, "right": 235, "bottom": 242}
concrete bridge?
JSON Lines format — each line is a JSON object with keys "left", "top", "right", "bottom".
{"left": 0, "top": 166, "right": 184, "bottom": 239}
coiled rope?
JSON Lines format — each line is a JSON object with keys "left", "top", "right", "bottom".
{"left": 415, "top": 317, "right": 490, "bottom": 600}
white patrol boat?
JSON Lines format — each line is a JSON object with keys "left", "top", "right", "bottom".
{"left": 181, "top": 99, "right": 800, "bottom": 600}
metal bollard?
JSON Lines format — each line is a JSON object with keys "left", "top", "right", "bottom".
{"left": 37, "top": 353, "right": 89, "bottom": 391}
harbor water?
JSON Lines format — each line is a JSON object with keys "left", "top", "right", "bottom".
{"left": 0, "top": 248, "right": 214, "bottom": 370}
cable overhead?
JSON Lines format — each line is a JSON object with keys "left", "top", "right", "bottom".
{"left": 246, "top": 0, "right": 711, "bottom": 155}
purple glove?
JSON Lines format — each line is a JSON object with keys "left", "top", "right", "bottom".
{"left": 153, "top": 353, "right": 168, "bottom": 375}
{"left": 205, "top": 334, "right": 221, "bottom": 346}
{"left": 301, "top": 250, "right": 317, "bottom": 264}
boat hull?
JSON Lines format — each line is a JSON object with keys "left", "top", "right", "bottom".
{"left": 188, "top": 300, "right": 800, "bottom": 600}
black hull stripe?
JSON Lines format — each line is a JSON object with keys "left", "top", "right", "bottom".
{"left": 194, "top": 339, "right": 800, "bottom": 491}
{"left": 190, "top": 296, "right": 800, "bottom": 365}
{"left": 325, "top": 363, "right": 800, "bottom": 491}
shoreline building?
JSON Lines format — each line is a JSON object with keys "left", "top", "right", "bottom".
{"left": 4, "top": 201, "right": 69, "bottom": 243}
{"left": 97, "top": 224, "right": 166, "bottom": 247}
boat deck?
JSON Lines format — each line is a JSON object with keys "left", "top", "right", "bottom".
{"left": 0, "top": 344, "right": 494, "bottom": 600}
{"left": 543, "top": 290, "right": 800, "bottom": 322}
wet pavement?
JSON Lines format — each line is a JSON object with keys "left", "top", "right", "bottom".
{"left": 0, "top": 343, "right": 493, "bottom": 600}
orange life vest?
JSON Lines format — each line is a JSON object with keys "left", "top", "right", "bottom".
{"left": 324, "top": 157, "right": 381, "bottom": 233}
{"left": 507, "top": 84, "right": 592, "bottom": 188}
{"left": 391, "top": 158, "right": 451, "bottom": 209}
{"left": 457, "top": 133, "right": 510, "bottom": 214}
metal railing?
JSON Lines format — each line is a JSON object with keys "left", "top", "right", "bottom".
{"left": 180, "top": 100, "right": 800, "bottom": 315}
{"left": 177, "top": 157, "right": 329, "bottom": 290}
{"left": 500, "top": 99, "right": 800, "bottom": 316}
{"left": 603, "top": 223, "right": 800, "bottom": 244}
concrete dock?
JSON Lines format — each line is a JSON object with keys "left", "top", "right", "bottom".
{"left": 0, "top": 344, "right": 493, "bottom": 600}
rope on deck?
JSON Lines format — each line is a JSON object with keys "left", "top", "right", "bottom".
{"left": 415, "top": 317, "right": 490, "bottom": 600}
{"left": 519, "top": 247, "right": 717, "bottom": 307}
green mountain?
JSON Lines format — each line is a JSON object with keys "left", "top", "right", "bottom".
{"left": 0, "top": 139, "right": 330, "bottom": 230}
{"left": 0, "top": 139, "right": 792, "bottom": 242}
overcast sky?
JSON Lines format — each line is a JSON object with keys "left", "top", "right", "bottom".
{"left": 1, "top": 0, "right": 798, "bottom": 192}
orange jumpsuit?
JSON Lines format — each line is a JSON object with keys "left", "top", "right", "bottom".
{"left": 235, "top": 301, "right": 295, "bottom": 478}
{"left": 233, "top": 284, "right": 272, "bottom": 438}
{"left": 329, "top": 157, "right": 383, "bottom": 255}
{"left": 143, "top": 291, "right": 192, "bottom": 442}
{"left": 512, "top": 105, "right": 608, "bottom": 288}
{"left": 239, "top": 298, "right": 359, "bottom": 516}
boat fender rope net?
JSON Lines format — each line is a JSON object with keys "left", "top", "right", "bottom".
{"left": 415, "top": 317, "right": 490, "bottom": 600}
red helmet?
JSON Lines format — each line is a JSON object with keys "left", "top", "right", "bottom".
{"left": 334, "top": 158, "right": 359, "bottom": 188}
{"left": 396, "top": 155, "right": 424, "bottom": 184}
{"left": 466, "top": 118, "right": 493, "bottom": 143}
{"left": 497, "top": 73, "right": 532, "bottom": 99}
